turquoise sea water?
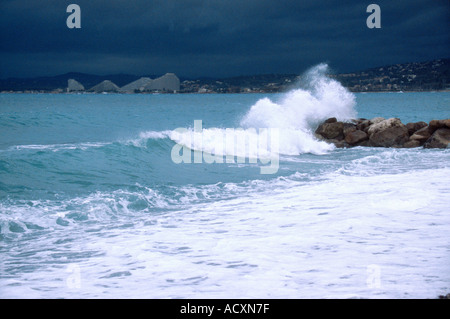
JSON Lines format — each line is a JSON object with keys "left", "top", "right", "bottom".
{"left": 0, "top": 72, "right": 449, "bottom": 298}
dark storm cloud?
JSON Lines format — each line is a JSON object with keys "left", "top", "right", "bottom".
{"left": 0, "top": 0, "right": 448, "bottom": 78}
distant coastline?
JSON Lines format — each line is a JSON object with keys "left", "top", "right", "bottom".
{"left": 1, "top": 58, "right": 448, "bottom": 94}
{"left": 2, "top": 89, "right": 450, "bottom": 95}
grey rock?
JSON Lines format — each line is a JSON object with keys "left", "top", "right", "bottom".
{"left": 352, "top": 118, "right": 367, "bottom": 124}
{"left": 315, "top": 121, "right": 344, "bottom": 140}
{"left": 445, "top": 119, "right": 450, "bottom": 129}
{"left": 429, "top": 119, "right": 443, "bottom": 132}
{"left": 429, "top": 119, "right": 450, "bottom": 133}
{"left": 424, "top": 128, "right": 450, "bottom": 149}
{"left": 345, "top": 130, "right": 368, "bottom": 145}
{"left": 367, "top": 118, "right": 404, "bottom": 136}
{"left": 343, "top": 123, "right": 357, "bottom": 137}
{"left": 357, "top": 139, "right": 372, "bottom": 147}
{"left": 409, "top": 126, "right": 432, "bottom": 142}
{"left": 403, "top": 140, "right": 421, "bottom": 148}
{"left": 329, "top": 139, "right": 349, "bottom": 148}
{"left": 406, "top": 121, "right": 427, "bottom": 135}
{"left": 356, "top": 119, "right": 371, "bottom": 132}
{"left": 369, "top": 117, "right": 385, "bottom": 125}
{"left": 368, "top": 118, "right": 409, "bottom": 147}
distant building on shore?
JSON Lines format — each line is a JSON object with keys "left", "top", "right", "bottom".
{"left": 88, "top": 80, "right": 120, "bottom": 93}
{"left": 119, "top": 77, "right": 153, "bottom": 93}
{"left": 143, "top": 73, "right": 180, "bottom": 93}
{"left": 119, "top": 73, "right": 180, "bottom": 93}
{"left": 67, "top": 79, "right": 85, "bottom": 92}
{"left": 66, "top": 73, "right": 180, "bottom": 93}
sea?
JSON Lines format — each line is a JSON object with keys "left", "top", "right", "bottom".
{"left": 1, "top": 65, "right": 449, "bottom": 299}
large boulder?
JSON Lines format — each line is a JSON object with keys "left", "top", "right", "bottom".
{"left": 367, "top": 118, "right": 402, "bottom": 135}
{"left": 368, "top": 118, "right": 409, "bottom": 147}
{"left": 352, "top": 118, "right": 367, "bottom": 125}
{"left": 406, "top": 121, "right": 427, "bottom": 135}
{"left": 343, "top": 123, "right": 357, "bottom": 136}
{"left": 444, "top": 119, "right": 450, "bottom": 129}
{"left": 423, "top": 128, "right": 450, "bottom": 149}
{"left": 429, "top": 119, "right": 450, "bottom": 132}
{"left": 403, "top": 140, "right": 421, "bottom": 148}
{"left": 315, "top": 120, "right": 344, "bottom": 140}
{"left": 429, "top": 120, "right": 441, "bottom": 132}
{"left": 356, "top": 119, "right": 371, "bottom": 132}
{"left": 369, "top": 117, "right": 385, "bottom": 125}
{"left": 345, "top": 130, "right": 368, "bottom": 145}
{"left": 409, "top": 126, "right": 432, "bottom": 143}
{"left": 328, "top": 139, "right": 349, "bottom": 148}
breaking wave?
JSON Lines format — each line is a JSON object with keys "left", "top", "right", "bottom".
{"left": 239, "top": 63, "right": 357, "bottom": 155}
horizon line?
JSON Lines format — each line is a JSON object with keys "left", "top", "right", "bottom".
{"left": 1, "top": 57, "right": 448, "bottom": 81}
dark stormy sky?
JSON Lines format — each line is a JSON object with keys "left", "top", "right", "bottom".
{"left": 0, "top": 0, "right": 449, "bottom": 79}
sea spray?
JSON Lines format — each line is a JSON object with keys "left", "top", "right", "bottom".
{"left": 239, "top": 63, "right": 357, "bottom": 155}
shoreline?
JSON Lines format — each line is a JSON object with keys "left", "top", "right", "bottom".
{"left": 1, "top": 89, "right": 450, "bottom": 95}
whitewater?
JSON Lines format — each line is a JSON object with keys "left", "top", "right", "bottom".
{"left": 0, "top": 65, "right": 449, "bottom": 298}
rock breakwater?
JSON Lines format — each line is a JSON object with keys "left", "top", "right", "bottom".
{"left": 315, "top": 117, "right": 450, "bottom": 149}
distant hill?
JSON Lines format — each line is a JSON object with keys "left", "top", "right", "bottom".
{"left": 332, "top": 58, "right": 450, "bottom": 92}
{"left": 1, "top": 58, "right": 449, "bottom": 93}
{"left": 178, "top": 58, "right": 449, "bottom": 93}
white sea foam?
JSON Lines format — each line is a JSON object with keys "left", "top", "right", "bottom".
{"left": 138, "top": 130, "right": 172, "bottom": 140}
{"left": 123, "top": 130, "right": 172, "bottom": 147}
{"left": 6, "top": 142, "right": 109, "bottom": 152}
{"left": 2, "top": 165, "right": 448, "bottom": 298}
